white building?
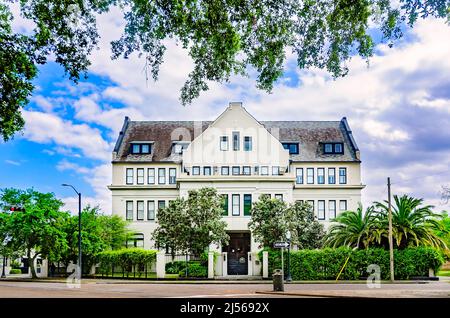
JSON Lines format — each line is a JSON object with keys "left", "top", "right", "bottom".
{"left": 109, "top": 102, "right": 364, "bottom": 276}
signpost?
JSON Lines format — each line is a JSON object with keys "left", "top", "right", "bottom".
{"left": 273, "top": 242, "right": 290, "bottom": 281}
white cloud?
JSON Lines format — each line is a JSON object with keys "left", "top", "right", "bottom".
{"left": 4, "top": 160, "right": 21, "bottom": 166}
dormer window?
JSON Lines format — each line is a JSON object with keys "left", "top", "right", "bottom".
{"left": 173, "top": 142, "right": 189, "bottom": 154}
{"left": 130, "top": 142, "right": 152, "bottom": 154}
{"left": 323, "top": 142, "right": 344, "bottom": 154}
{"left": 282, "top": 142, "right": 299, "bottom": 154}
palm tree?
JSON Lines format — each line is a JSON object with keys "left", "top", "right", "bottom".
{"left": 324, "top": 204, "right": 377, "bottom": 249}
{"left": 374, "top": 195, "right": 447, "bottom": 249}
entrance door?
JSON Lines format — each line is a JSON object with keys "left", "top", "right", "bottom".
{"left": 222, "top": 233, "right": 250, "bottom": 275}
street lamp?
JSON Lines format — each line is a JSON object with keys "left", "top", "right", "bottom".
{"left": 286, "top": 230, "right": 292, "bottom": 282}
{"left": 62, "top": 184, "right": 82, "bottom": 279}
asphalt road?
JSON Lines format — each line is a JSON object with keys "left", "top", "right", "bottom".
{"left": 0, "top": 280, "right": 449, "bottom": 298}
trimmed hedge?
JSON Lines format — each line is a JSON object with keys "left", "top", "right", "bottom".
{"left": 97, "top": 248, "right": 157, "bottom": 277}
{"left": 9, "top": 269, "right": 22, "bottom": 274}
{"left": 259, "top": 247, "right": 444, "bottom": 280}
{"left": 177, "top": 262, "right": 208, "bottom": 278}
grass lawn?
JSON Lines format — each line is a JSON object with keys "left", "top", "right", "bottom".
{"left": 437, "top": 270, "right": 450, "bottom": 277}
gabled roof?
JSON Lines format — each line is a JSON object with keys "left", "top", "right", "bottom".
{"left": 112, "top": 118, "right": 360, "bottom": 163}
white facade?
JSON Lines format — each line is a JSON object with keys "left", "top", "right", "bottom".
{"left": 109, "top": 102, "right": 364, "bottom": 276}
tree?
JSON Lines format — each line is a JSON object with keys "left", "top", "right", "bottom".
{"left": 286, "top": 201, "right": 325, "bottom": 249}
{"left": 152, "top": 187, "right": 229, "bottom": 256}
{"left": 248, "top": 195, "right": 289, "bottom": 247}
{"left": 375, "top": 195, "right": 447, "bottom": 249}
{"left": 2, "top": 1, "right": 450, "bottom": 141}
{"left": 434, "top": 211, "right": 450, "bottom": 259}
{"left": 0, "top": 188, "right": 69, "bottom": 278}
{"left": 441, "top": 185, "right": 450, "bottom": 204}
{"left": 324, "top": 204, "right": 377, "bottom": 249}
{"left": 59, "top": 205, "right": 129, "bottom": 274}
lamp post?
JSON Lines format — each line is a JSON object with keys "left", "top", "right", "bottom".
{"left": 62, "top": 184, "right": 82, "bottom": 279}
{"left": 1, "top": 255, "right": 6, "bottom": 278}
{"left": 286, "top": 230, "right": 292, "bottom": 282}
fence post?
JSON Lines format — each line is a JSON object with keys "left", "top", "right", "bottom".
{"left": 156, "top": 251, "right": 165, "bottom": 279}
{"left": 208, "top": 252, "right": 214, "bottom": 279}
{"left": 222, "top": 252, "right": 227, "bottom": 277}
{"left": 248, "top": 252, "right": 253, "bottom": 276}
{"left": 263, "top": 251, "right": 269, "bottom": 278}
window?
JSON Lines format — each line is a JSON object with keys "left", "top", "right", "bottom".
{"left": 232, "top": 194, "right": 240, "bottom": 216}
{"left": 158, "top": 168, "right": 166, "bottom": 184}
{"left": 130, "top": 144, "right": 152, "bottom": 154}
{"left": 232, "top": 131, "right": 240, "bottom": 151}
{"left": 137, "top": 168, "right": 144, "bottom": 185}
{"left": 244, "top": 194, "right": 252, "bottom": 216}
{"left": 272, "top": 166, "right": 280, "bottom": 175}
{"left": 244, "top": 136, "right": 252, "bottom": 151}
{"left": 148, "top": 168, "right": 155, "bottom": 184}
{"left": 339, "top": 200, "right": 347, "bottom": 212}
{"left": 275, "top": 194, "right": 283, "bottom": 201}
{"left": 203, "top": 166, "right": 212, "bottom": 176}
{"left": 328, "top": 168, "right": 336, "bottom": 184}
{"left": 296, "top": 168, "right": 303, "bottom": 184}
{"left": 147, "top": 201, "right": 155, "bottom": 220}
{"left": 169, "top": 168, "right": 176, "bottom": 184}
{"left": 126, "top": 233, "right": 144, "bottom": 248}
{"left": 158, "top": 200, "right": 165, "bottom": 211}
{"left": 307, "top": 200, "right": 315, "bottom": 213}
{"left": 261, "top": 166, "right": 269, "bottom": 175}
{"left": 232, "top": 166, "right": 240, "bottom": 175}
{"left": 318, "top": 200, "right": 325, "bottom": 220}
{"left": 339, "top": 168, "right": 347, "bottom": 184}
{"left": 329, "top": 200, "right": 336, "bottom": 219}
{"left": 221, "top": 166, "right": 229, "bottom": 175}
{"left": 137, "top": 201, "right": 144, "bottom": 220}
{"left": 282, "top": 143, "right": 299, "bottom": 154}
{"left": 323, "top": 142, "right": 344, "bottom": 154}
{"left": 307, "top": 168, "right": 314, "bottom": 184}
{"left": 220, "top": 136, "right": 228, "bottom": 151}
{"left": 126, "top": 201, "right": 133, "bottom": 220}
{"left": 126, "top": 168, "right": 134, "bottom": 185}
{"left": 296, "top": 200, "right": 304, "bottom": 204}
{"left": 243, "top": 166, "right": 251, "bottom": 175}
{"left": 192, "top": 166, "right": 200, "bottom": 175}
{"left": 254, "top": 166, "right": 259, "bottom": 175}
{"left": 317, "top": 168, "right": 325, "bottom": 184}
{"left": 222, "top": 194, "right": 229, "bottom": 216}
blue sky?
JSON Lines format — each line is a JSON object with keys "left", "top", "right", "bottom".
{"left": 1, "top": 7, "right": 450, "bottom": 214}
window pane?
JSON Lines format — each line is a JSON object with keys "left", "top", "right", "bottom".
{"left": 158, "top": 200, "right": 165, "bottom": 211}
{"left": 339, "top": 168, "right": 347, "bottom": 184}
{"left": 328, "top": 168, "right": 336, "bottom": 184}
{"left": 220, "top": 136, "right": 228, "bottom": 151}
{"left": 307, "top": 200, "right": 315, "bottom": 214}
{"left": 261, "top": 166, "right": 269, "bottom": 175}
{"left": 222, "top": 194, "right": 228, "bottom": 216}
{"left": 137, "top": 168, "right": 144, "bottom": 184}
{"left": 243, "top": 166, "right": 251, "bottom": 175}
{"left": 232, "top": 166, "right": 240, "bottom": 175}
{"left": 339, "top": 200, "right": 347, "bottom": 212}
{"left": 244, "top": 136, "right": 252, "bottom": 151}
{"left": 147, "top": 201, "right": 155, "bottom": 220}
{"left": 141, "top": 144, "right": 150, "bottom": 154}
{"left": 169, "top": 168, "right": 176, "bottom": 184}
{"left": 232, "top": 194, "right": 240, "bottom": 216}
{"left": 307, "top": 168, "right": 314, "bottom": 184}
{"left": 221, "top": 166, "right": 229, "bottom": 175}
{"left": 329, "top": 200, "right": 336, "bottom": 219}
{"left": 290, "top": 143, "right": 298, "bottom": 154}
{"left": 324, "top": 143, "right": 333, "bottom": 153}
{"left": 296, "top": 168, "right": 303, "bottom": 184}
{"left": 318, "top": 200, "right": 325, "bottom": 220}
{"left": 232, "top": 132, "right": 240, "bottom": 151}
{"left": 137, "top": 201, "right": 144, "bottom": 220}
{"left": 126, "top": 168, "right": 134, "bottom": 184}
{"left": 335, "top": 143, "right": 343, "bottom": 153}
{"left": 244, "top": 194, "right": 252, "bottom": 216}
{"left": 318, "top": 168, "right": 325, "bottom": 184}
{"left": 204, "top": 166, "right": 211, "bottom": 175}
{"left": 158, "top": 168, "right": 166, "bottom": 184}
{"left": 275, "top": 194, "right": 283, "bottom": 201}
{"left": 192, "top": 166, "right": 200, "bottom": 175}
{"left": 272, "top": 166, "right": 280, "bottom": 175}
{"left": 148, "top": 168, "right": 155, "bottom": 184}
{"left": 132, "top": 144, "right": 140, "bottom": 153}
{"left": 126, "top": 201, "right": 133, "bottom": 220}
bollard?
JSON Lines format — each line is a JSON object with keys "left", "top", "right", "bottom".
{"left": 273, "top": 269, "right": 284, "bottom": 291}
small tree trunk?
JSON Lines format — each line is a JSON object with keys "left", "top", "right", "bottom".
{"left": 28, "top": 250, "right": 38, "bottom": 279}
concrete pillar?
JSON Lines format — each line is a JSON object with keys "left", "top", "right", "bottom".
{"left": 222, "top": 252, "right": 227, "bottom": 277}
{"left": 208, "top": 252, "right": 214, "bottom": 279}
{"left": 262, "top": 251, "right": 269, "bottom": 278}
{"left": 248, "top": 252, "right": 253, "bottom": 276}
{"left": 156, "top": 252, "right": 165, "bottom": 279}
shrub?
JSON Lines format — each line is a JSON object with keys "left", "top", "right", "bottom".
{"left": 9, "top": 269, "right": 22, "bottom": 274}
{"left": 178, "top": 262, "right": 207, "bottom": 278}
{"left": 97, "top": 248, "right": 157, "bottom": 277}
{"left": 10, "top": 260, "right": 21, "bottom": 269}
{"left": 165, "top": 261, "right": 187, "bottom": 274}
{"left": 259, "top": 246, "right": 444, "bottom": 280}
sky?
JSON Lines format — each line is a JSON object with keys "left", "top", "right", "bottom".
{"left": 1, "top": 6, "right": 450, "bottom": 214}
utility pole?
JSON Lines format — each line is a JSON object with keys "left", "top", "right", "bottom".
{"left": 387, "top": 177, "right": 394, "bottom": 282}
